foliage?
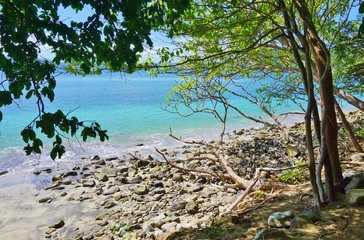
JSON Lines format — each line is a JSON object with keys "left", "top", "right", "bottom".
{"left": 0, "top": 0, "right": 189, "bottom": 159}
{"left": 110, "top": 222, "right": 135, "bottom": 240}
{"left": 279, "top": 161, "right": 309, "bottom": 184}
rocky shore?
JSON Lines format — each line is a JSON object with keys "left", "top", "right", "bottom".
{"left": 0, "top": 110, "right": 363, "bottom": 240}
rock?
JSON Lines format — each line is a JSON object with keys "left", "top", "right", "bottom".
{"left": 345, "top": 173, "right": 364, "bottom": 191}
{"left": 43, "top": 168, "right": 53, "bottom": 173}
{"left": 133, "top": 184, "right": 148, "bottom": 195}
{"left": 103, "top": 186, "right": 120, "bottom": 195}
{"left": 154, "top": 181, "right": 164, "bottom": 188}
{"left": 64, "top": 171, "right": 77, "bottom": 177}
{"left": 136, "top": 160, "right": 150, "bottom": 167}
{"left": 171, "top": 200, "right": 188, "bottom": 211}
{"left": 161, "top": 222, "right": 177, "bottom": 232}
{"left": 298, "top": 210, "right": 321, "bottom": 223}
{"left": 91, "top": 155, "right": 100, "bottom": 160}
{"left": 186, "top": 185, "right": 203, "bottom": 193}
{"left": 172, "top": 174, "right": 183, "bottom": 182}
{"left": 290, "top": 216, "right": 312, "bottom": 228}
{"left": 351, "top": 153, "right": 364, "bottom": 162}
{"left": 113, "top": 192, "right": 122, "bottom": 201}
{"left": 346, "top": 189, "right": 364, "bottom": 206}
{"left": 268, "top": 211, "right": 295, "bottom": 228}
{"left": 52, "top": 174, "right": 62, "bottom": 182}
{"left": 97, "top": 220, "right": 109, "bottom": 227}
{"left": 83, "top": 179, "right": 96, "bottom": 188}
{"left": 45, "top": 228, "right": 56, "bottom": 234}
{"left": 254, "top": 228, "right": 289, "bottom": 240}
{"left": 285, "top": 145, "right": 299, "bottom": 157}
{"left": 33, "top": 170, "right": 42, "bottom": 175}
{"left": 49, "top": 219, "right": 65, "bottom": 229}
{"left": 343, "top": 169, "right": 361, "bottom": 179}
{"left": 128, "top": 175, "right": 143, "bottom": 184}
{"left": 103, "top": 200, "right": 116, "bottom": 209}
{"left": 39, "top": 197, "right": 52, "bottom": 203}
{"left": 96, "top": 173, "right": 109, "bottom": 182}
{"left": 185, "top": 201, "right": 198, "bottom": 214}
{"left": 100, "top": 167, "right": 118, "bottom": 178}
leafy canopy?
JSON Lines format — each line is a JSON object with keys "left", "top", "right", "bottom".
{"left": 0, "top": 0, "right": 189, "bottom": 159}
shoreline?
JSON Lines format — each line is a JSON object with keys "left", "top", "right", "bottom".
{"left": 3, "top": 110, "right": 361, "bottom": 239}
{"left": 0, "top": 116, "right": 310, "bottom": 240}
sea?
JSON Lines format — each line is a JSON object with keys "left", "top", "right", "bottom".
{"left": 0, "top": 71, "right": 356, "bottom": 185}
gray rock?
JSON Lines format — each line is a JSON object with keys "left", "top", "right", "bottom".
{"left": 52, "top": 174, "right": 62, "bottom": 182}
{"left": 290, "top": 216, "right": 312, "bottom": 229}
{"left": 39, "top": 197, "right": 52, "bottom": 203}
{"left": 254, "top": 228, "right": 289, "bottom": 240}
{"left": 343, "top": 169, "right": 361, "bottom": 179}
{"left": 185, "top": 201, "right": 198, "bottom": 214}
{"left": 171, "top": 200, "right": 188, "bottom": 211}
{"left": 49, "top": 219, "right": 65, "bottom": 229}
{"left": 103, "top": 186, "right": 120, "bottom": 195}
{"left": 345, "top": 173, "right": 364, "bottom": 191}
{"left": 136, "top": 160, "right": 150, "bottom": 167}
{"left": 346, "top": 189, "right": 364, "bottom": 206}
{"left": 83, "top": 179, "right": 96, "bottom": 187}
{"left": 268, "top": 211, "right": 295, "bottom": 228}
{"left": 186, "top": 185, "right": 203, "bottom": 193}
{"left": 161, "top": 222, "right": 177, "bottom": 232}
{"left": 64, "top": 171, "right": 77, "bottom": 177}
{"left": 133, "top": 184, "right": 148, "bottom": 195}
{"left": 128, "top": 175, "right": 143, "bottom": 184}
{"left": 96, "top": 173, "right": 108, "bottom": 182}
{"left": 103, "top": 200, "right": 116, "bottom": 209}
{"left": 298, "top": 210, "right": 321, "bottom": 223}
{"left": 351, "top": 153, "right": 364, "bottom": 162}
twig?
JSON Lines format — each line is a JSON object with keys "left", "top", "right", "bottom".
{"left": 222, "top": 177, "right": 260, "bottom": 215}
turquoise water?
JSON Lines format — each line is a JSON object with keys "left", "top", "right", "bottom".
{"left": 0, "top": 72, "right": 268, "bottom": 173}
{"left": 1, "top": 71, "right": 357, "bottom": 174}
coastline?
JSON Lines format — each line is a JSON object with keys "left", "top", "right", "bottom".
{"left": 0, "top": 115, "right": 307, "bottom": 240}
{"left": 1, "top": 110, "right": 361, "bottom": 239}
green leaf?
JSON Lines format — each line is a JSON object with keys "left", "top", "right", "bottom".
{"left": 0, "top": 91, "right": 12, "bottom": 107}
{"left": 359, "top": 2, "right": 364, "bottom": 14}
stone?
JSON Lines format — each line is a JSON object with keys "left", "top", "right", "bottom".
{"left": 161, "top": 222, "right": 177, "bottom": 232}
{"left": 103, "top": 186, "right": 120, "bottom": 195}
{"left": 83, "top": 179, "right": 96, "bottom": 188}
{"left": 298, "top": 210, "right": 321, "bottom": 223}
{"left": 103, "top": 200, "right": 116, "bottom": 209}
{"left": 346, "top": 189, "right": 364, "bottom": 206}
{"left": 96, "top": 173, "right": 109, "bottom": 182}
{"left": 45, "top": 228, "right": 56, "bottom": 234}
{"left": 171, "top": 200, "right": 188, "bottom": 211}
{"left": 49, "top": 219, "right": 65, "bottom": 229}
{"left": 254, "top": 228, "right": 289, "bottom": 240}
{"left": 97, "top": 220, "right": 109, "bottom": 227}
{"left": 113, "top": 192, "right": 122, "bottom": 201}
{"left": 343, "top": 169, "right": 361, "bottom": 179}
{"left": 133, "top": 184, "right": 148, "bottom": 195}
{"left": 128, "top": 175, "right": 143, "bottom": 184}
{"left": 52, "top": 174, "right": 62, "bottom": 182}
{"left": 101, "top": 167, "right": 118, "bottom": 177}
{"left": 39, "top": 197, "right": 52, "bottom": 203}
{"left": 185, "top": 201, "right": 198, "bottom": 214}
{"left": 290, "top": 216, "right": 312, "bottom": 228}
{"left": 136, "top": 160, "right": 150, "bottom": 167}
{"left": 64, "top": 171, "right": 77, "bottom": 177}
{"left": 172, "top": 174, "right": 183, "bottom": 182}
{"left": 345, "top": 173, "right": 364, "bottom": 191}
{"left": 351, "top": 153, "right": 364, "bottom": 162}
{"left": 285, "top": 145, "right": 299, "bottom": 157}
{"left": 268, "top": 211, "right": 295, "bottom": 228}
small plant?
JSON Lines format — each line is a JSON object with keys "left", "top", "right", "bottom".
{"left": 279, "top": 160, "right": 308, "bottom": 184}
{"left": 111, "top": 222, "right": 135, "bottom": 240}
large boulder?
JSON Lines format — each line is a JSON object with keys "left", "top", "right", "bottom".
{"left": 346, "top": 189, "right": 364, "bottom": 206}
{"left": 345, "top": 173, "right": 364, "bottom": 191}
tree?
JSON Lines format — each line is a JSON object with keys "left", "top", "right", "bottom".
{"left": 0, "top": 0, "right": 189, "bottom": 159}
{"left": 156, "top": 0, "right": 363, "bottom": 206}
